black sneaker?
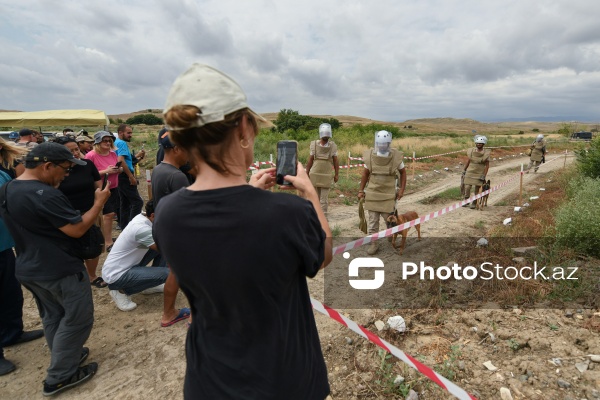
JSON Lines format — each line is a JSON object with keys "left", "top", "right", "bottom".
{"left": 42, "top": 362, "right": 98, "bottom": 396}
{"left": 0, "top": 358, "right": 16, "bottom": 376}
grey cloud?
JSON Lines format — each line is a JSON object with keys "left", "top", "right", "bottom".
{"left": 160, "top": 0, "right": 234, "bottom": 56}
{"left": 288, "top": 61, "right": 345, "bottom": 98}
{"left": 244, "top": 39, "right": 288, "bottom": 73}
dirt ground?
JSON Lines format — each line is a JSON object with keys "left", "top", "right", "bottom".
{"left": 1, "top": 152, "right": 599, "bottom": 400}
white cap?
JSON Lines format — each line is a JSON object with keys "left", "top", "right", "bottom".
{"left": 474, "top": 135, "right": 487, "bottom": 144}
{"left": 164, "top": 63, "right": 268, "bottom": 130}
{"left": 319, "top": 123, "right": 332, "bottom": 138}
{"left": 536, "top": 134, "right": 544, "bottom": 141}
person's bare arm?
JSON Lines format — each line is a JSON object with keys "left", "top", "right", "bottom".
{"left": 118, "top": 155, "right": 137, "bottom": 186}
{"left": 306, "top": 155, "right": 315, "bottom": 174}
{"left": 333, "top": 155, "right": 339, "bottom": 183}
{"left": 397, "top": 167, "right": 406, "bottom": 200}
{"left": 283, "top": 162, "right": 332, "bottom": 270}
{"left": 358, "top": 168, "right": 370, "bottom": 199}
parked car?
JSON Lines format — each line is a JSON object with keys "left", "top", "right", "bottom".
{"left": 571, "top": 131, "right": 593, "bottom": 140}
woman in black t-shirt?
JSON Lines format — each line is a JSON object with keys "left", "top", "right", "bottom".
{"left": 154, "top": 64, "right": 333, "bottom": 400}
{"left": 56, "top": 137, "right": 106, "bottom": 288}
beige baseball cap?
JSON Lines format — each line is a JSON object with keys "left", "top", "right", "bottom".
{"left": 163, "top": 63, "right": 270, "bottom": 130}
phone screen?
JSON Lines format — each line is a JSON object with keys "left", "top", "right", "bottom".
{"left": 276, "top": 141, "right": 298, "bottom": 186}
{"left": 102, "top": 173, "right": 109, "bottom": 190}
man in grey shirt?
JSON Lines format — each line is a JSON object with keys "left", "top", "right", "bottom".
{"left": 151, "top": 129, "right": 191, "bottom": 327}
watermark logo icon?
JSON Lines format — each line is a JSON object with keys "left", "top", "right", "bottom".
{"left": 346, "top": 252, "right": 385, "bottom": 290}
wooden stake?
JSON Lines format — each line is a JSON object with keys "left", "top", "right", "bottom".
{"left": 145, "top": 169, "right": 153, "bottom": 201}
{"left": 519, "top": 164, "right": 523, "bottom": 207}
{"left": 563, "top": 149, "right": 567, "bottom": 168}
{"left": 411, "top": 151, "right": 416, "bottom": 181}
{"left": 347, "top": 151, "right": 350, "bottom": 179}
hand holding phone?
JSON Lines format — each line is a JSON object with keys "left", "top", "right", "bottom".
{"left": 101, "top": 173, "right": 109, "bottom": 190}
{"left": 115, "top": 161, "right": 123, "bottom": 168}
{"left": 276, "top": 140, "right": 298, "bottom": 186}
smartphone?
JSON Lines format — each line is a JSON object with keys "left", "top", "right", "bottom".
{"left": 101, "top": 173, "right": 109, "bottom": 190}
{"left": 115, "top": 161, "right": 122, "bottom": 168}
{"left": 276, "top": 140, "right": 298, "bottom": 186}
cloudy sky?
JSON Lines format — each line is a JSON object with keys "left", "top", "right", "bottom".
{"left": 1, "top": 0, "right": 599, "bottom": 122}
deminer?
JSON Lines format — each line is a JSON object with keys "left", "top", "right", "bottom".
{"left": 358, "top": 130, "right": 406, "bottom": 255}
{"left": 462, "top": 135, "right": 490, "bottom": 209}
{"left": 526, "top": 134, "right": 546, "bottom": 173}
{"left": 306, "top": 123, "right": 339, "bottom": 215}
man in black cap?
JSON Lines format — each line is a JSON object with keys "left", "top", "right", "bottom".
{"left": 0, "top": 142, "right": 110, "bottom": 396}
{"left": 15, "top": 129, "right": 38, "bottom": 150}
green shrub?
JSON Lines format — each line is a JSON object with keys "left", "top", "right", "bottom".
{"left": 554, "top": 177, "right": 600, "bottom": 256}
{"left": 126, "top": 114, "right": 163, "bottom": 125}
{"left": 273, "top": 109, "right": 340, "bottom": 133}
{"left": 575, "top": 137, "right": 600, "bottom": 178}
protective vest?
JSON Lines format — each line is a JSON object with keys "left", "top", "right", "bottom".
{"left": 363, "top": 148, "right": 403, "bottom": 213}
{"left": 464, "top": 147, "right": 490, "bottom": 186}
{"left": 309, "top": 140, "right": 337, "bottom": 188}
{"left": 530, "top": 140, "right": 545, "bottom": 162}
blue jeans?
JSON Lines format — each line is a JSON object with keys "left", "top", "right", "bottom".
{"left": 107, "top": 250, "right": 168, "bottom": 295}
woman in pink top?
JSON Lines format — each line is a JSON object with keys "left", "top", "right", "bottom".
{"left": 85, "top": 131, "right": 122, "bottom": 250}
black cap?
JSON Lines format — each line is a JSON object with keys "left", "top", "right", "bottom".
{"left": 24, "top": 142, "right": 86, "bottom": 166}
{"left": 19, "top": 128, "right": 34, "bottom": 137}
{"left": 159, "top": 128, "right": 175, "bottom": 149}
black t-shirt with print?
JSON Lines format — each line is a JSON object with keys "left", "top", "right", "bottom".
{"left": 153, "top": 185, "right": 329, "bottom": 400}
{"left": 58, "top": 159, "right": 100, "bottom": 213}
{"left": 0, "top": 179, "right": 84, "bottom": 281}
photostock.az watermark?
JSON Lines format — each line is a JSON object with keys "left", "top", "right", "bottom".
{"left": 401, "top": 261, "right": 579, "bottom": 281}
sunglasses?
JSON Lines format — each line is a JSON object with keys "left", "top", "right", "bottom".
{"left": 52, "top": 163, "right": 73, "bottom": 173}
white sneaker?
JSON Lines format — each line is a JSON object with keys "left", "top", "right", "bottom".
{"left": 109, "top": 290, "right": 137, "bottom": 311}
{"left": 140, "top": 284, "right": 165, "bottom": 295}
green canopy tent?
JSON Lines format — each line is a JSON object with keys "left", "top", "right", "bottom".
{"left": 0, "top": 109, "right": 109, "bottom": 129}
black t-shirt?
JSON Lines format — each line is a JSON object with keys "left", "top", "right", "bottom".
{"left": 0, "top": 179, "right": 84, "bottom": 281}
{"left": 58, "top": 159, "right": 100, "bottom": 213}
{"left": 153, "top": 185, "right": 329, "bottom": 400}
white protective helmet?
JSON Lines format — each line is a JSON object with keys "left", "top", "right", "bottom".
{"left": 474, "top": 135, "right": 487, "bottom": 145}
{"left": 375, "top": 130, "right": 392, "bottom": 155}
{"left": 319, "top": 123, "right": 332, "bottom": 138}
{"left": 536, "top": 134, "right": 544, "bottom": 142}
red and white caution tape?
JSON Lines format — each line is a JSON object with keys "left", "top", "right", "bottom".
{"left": 311, "top": 298, "right": 477, "bottom": 400}
{"left": 340, "top": 163, "right": 365, "bottom": 169}
{"left": 348, "top": 156, "right": 364, "bottom": 161}
{"left": 248, "top": 161, "right": 275, "bottom": 171}
{"left": 412, "top": 149, "right": 465, "bottom": 160}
